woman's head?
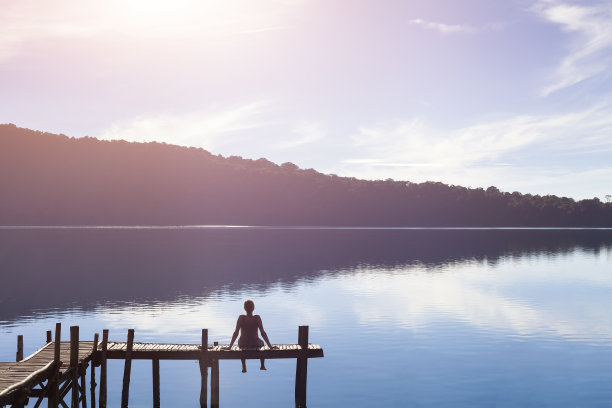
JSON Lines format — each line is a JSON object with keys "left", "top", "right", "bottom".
{"left": 243, "top": 299, "right": 255, "bottom": 314}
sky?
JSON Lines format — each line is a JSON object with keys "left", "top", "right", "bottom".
{"left": 1, "top": 0, "right": 612, "bottom": 200}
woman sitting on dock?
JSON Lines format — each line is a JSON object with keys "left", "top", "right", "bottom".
{"left": 227, "top": 299, "right": 276, "bottom": 372}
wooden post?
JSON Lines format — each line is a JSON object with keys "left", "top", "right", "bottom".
{"left": 152, "top": 359, "right": 160, "bottom": 408}
{"left": 70, "top": 326, "right": 80, "bottom": 408}
{"left": 16, "top": 335, "right": 23, "bottom": 361}
{"left": 90, "top": 333, "right": 99, "bottom": 408}
{"left": 80, "top": 365, "right": 88, "bottom": 408}
{"left": 121, "top": 329, "right": 135, "bottom": 408}
{"left": 99, "top": 330, "right": 108, "bottom": 408}
{"left": 47, "top": 330, "right": 53, "bottom": 343}
{"left": 49, "top": 322, "right": 62, "bottom": 408}
{"left": 202, "top": 331, "right": 209, "bottom": 405}
{"left": 294, "top": 325, "right": 309, "bottom": 408}
{"left": 211, "top": 341, "right": 219, "bottom": 408}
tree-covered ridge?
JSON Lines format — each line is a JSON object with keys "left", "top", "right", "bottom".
{"left": 1, "top": 123, "right": 611, "bottom": 226}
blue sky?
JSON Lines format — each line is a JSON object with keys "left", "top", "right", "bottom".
{"left": 1, "top": 0, "right": 612, "bottom": 200}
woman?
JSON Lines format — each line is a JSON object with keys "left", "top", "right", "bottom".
{"left": 227, "top": 299, "right": 276, "bottom": 372}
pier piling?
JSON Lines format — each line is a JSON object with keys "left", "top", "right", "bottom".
{"left": 99, "top": 329, "right": 108, "bottom": 408}
{"left": 199, "top": 329, "right": 209, "bottom": 408}
{"left": 295, "top": 325, "right": 309, "bottom": 408}
{"left": 70, "top": 326, "right": 79, "bottom": 408}
{"left": 121, "top": 329, "right": 135, "bottom": 408}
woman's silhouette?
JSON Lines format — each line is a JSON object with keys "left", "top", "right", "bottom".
{"left": 227, "top": 299, "right": 276, "bottom": 372}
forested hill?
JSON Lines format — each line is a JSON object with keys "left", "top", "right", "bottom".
{"left": 1, "top": 123, "right": 611, "bottom": 227}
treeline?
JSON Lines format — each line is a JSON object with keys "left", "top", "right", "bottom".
{"left": 1, "top": 123, "right": 611, "bottom": 226}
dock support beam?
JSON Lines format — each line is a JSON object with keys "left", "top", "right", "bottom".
{"left": 199, "top": 329, "right": 208, "bottom": 408}
{"left": 295, "top": 325, "right": 309, "bottom": 408}
{"left": 47, "top": 330, "right": 53, "bottom": 343}
{"left": 70, "top": 325, "right": 80, "bottom": 408}
{"left": 16, "top": 335, "right": 23, "bottom": 361}
{"left": 152, "top": 358, "right": 161, "bottom": 408}
{"left": 211, "top": 341, "right": 219, "bottom": 408}
{"left": 90, "top": 333, "right": 99, "bottom": 408}
{"left": 49, "top": 323, "right": 62, "bottom": 408}
{"left": 99, "top": 329, "right": 108, "bottom": 408}
{"left": 121, "top": 329, "right": 135, "bottom": 408}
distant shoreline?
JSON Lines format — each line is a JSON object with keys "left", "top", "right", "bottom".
{"left": 2, "top": 225, "right": 612, "bottom": 230}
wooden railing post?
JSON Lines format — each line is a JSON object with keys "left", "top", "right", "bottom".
{"left": 121, "top": 329, "right": 135, "bottom": 408}
{"left": 47, "top": 330, "right": 53, "bottom": 343}
{"left": 90, "top": 333, "right": 99, "bottom": 408}
{"left": 99, "top": 330, "right": 108, "bottom": 408}
{"left": 70, "top": 325, "right": 80, "bottom": 408}
{"left": 199, "top": 329, "right": 208, "bottom": 408}
{"left": 49, "top": 322, "right": 62, "bottom": 408}
{"left": 16, "top": 335, "right": 23, "bottom": 361}
{"left": 294, "top": 325, "right": 309, "bottom": 408}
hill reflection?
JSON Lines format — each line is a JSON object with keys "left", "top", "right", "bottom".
{"left": 1, "top": 228, "right": 611, "bottom": 324}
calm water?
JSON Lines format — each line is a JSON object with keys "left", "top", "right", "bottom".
{"left": 1, "top": 228, "right": 612, "bottom": 407}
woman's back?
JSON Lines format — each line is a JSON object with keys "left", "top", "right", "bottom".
{"left": 238, "top": 315, "right": 264, "bottom": 347}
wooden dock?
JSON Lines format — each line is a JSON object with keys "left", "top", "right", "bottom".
{"left": 0, "top": 325, "right": 323, "bottom": 408}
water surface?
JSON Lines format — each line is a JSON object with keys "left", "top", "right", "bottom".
{"left": 1, "top": 228, "right": 611, "bottom": 406}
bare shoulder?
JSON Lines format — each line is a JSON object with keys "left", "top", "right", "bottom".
{"left": 255, "top": 314, "right": 262, "bottom": 320}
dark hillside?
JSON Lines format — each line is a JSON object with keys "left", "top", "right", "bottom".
{"left": 1, "top": 123, "right": 611, "bottom": 226}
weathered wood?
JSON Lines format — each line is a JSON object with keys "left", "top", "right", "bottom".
{"left": 99, "top": 330, "right": 108, "bottom": 408}
{"left": 294, "top": 325, "right": 309, "bottom": 408}
{"left": 90, "top": 333, "right": 98, "bottom": 408}
{"left": 199, "top": 329, "right": 208, "bottom": 408}
{"left": 49, "top": 323, "right": 62, "bottom": 408}
{"left": 16, "top": 335, "right": 24, "bottom": 362}
{"left": 211, "top": 351, "right": 219, "bottom": 408}
{"left": 80, "top": 369, "right": 88, "bottom": 408}
{"left": 152, "top": 359, "right": 160, "bottom": 408}
{"left": 47, "top": 330, "right": 53, "bottom": 343}
{"left": 120, "top": 329, "right": 134, "bottom": 408}
{"left": 70, "top": 326, "right": 79, "bottom": 408}
{"left": 104, "top": 346, "right": 323, "bottom": 361}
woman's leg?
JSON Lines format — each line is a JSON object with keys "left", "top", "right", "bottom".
{"left": 260, "top": 358, "right": 266, "bottom": 370}
{"left": 241, "top": 358, "right": 247, "bottom": 373}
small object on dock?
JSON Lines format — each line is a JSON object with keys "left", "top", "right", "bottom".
{"left": 16, "top": 335, "right": 23, "bottom": 362}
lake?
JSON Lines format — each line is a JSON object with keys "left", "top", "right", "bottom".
{"left": 1, "top": 227, "right": 612, "bottom": 407}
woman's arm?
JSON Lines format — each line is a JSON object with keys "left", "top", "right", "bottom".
{"left": 228, "top": 316, "right": 242, "bottom": 348}
{"left": 256, "top": 315, "right": 274, "bottom": 348}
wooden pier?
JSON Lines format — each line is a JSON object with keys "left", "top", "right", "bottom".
{"left": 0, "top": 324, "right": 323, "bottom": 408}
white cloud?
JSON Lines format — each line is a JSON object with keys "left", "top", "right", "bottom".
{"left": 96, "top": 101, "right": 270, "bottom": 151}
{"left": 326, "top": 99, "right": 612, "bottom": 198}
{"left": 409, "top": 18, "right": 477, "bottom": 34}
{"left": 408, "top": 18, "right": 505, "bottom": 35}
{"left": 534, "top": 0, "right": 612, "bottom": 95}
{"left": 347, "top": 101, "right": 612, "bottom": 168}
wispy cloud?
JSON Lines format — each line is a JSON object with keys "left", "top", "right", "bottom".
{"left": 274, "top": 121, "right": 326, "bottom": 150}
{"left": 329, "top": 99, "right": 612, "bottom": 197}
{"left": 409, "top": 18, "right": 478, "bottom": 34}
{"left": 96, "top": 101, "right": 271, "bottom": 151}
{"left": 534, "top": 0, "right": 612, "bottom": 95}
{"left": 347, "top": 101, "right": 612, "bottom": 169}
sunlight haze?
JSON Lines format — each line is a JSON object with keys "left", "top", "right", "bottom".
{"left": 2, "top": 0, "right": 611, "bottom": 200}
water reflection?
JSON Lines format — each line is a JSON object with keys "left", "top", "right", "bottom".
{"left": 2, "top": 229, "right": 612, "bottom": 406}
{"left": 1, "top": 228, "right": 611, "bottom": 325}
